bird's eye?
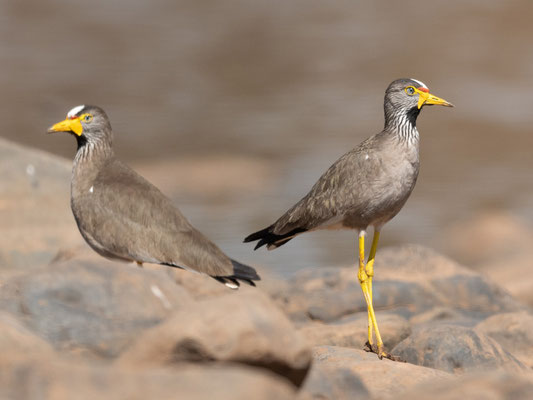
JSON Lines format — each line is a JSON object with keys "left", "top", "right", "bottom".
{"left": 83, "top": 114, "right": 93, "bottom": 122}
{"left": 405, "top": 86, "right": 415, "bottom": 96}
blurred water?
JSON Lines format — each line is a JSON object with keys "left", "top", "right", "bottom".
{"left": 1, "top": 0, "right": 533, "bottom": 276}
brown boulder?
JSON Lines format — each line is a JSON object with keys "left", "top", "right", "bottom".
{"left": 476, "top": 256, "right": 533, "bottom": 308}
{"left": 0, "top": 138, "right": 83, "bottom": 272}
{"left": 118, "top": 290, "right": 311, "bottom": 386}
{"left": 273, "top": 245, "right": 523, "bottom": 324}
{"left": 409, "top": 306, "right": 471, "bottom": 326}
{"left": 299, "top": 311, "right": 410, "bottom": 351}
{"left": 0, "top": 354, "right": 296, "bottom": 400}
{"left": 306, "top": 345, "right": 449, "bottom": 399}
{"left": 166, "top": 266, "right": 231, "bottom": 300}
{"left": 0, "top": 256, "right": 192, "bottom": 358}
{"left": 0, "top": 311, "right": 55, "bottom": 357}
{"left": 166, "top": 263, "right": 278, "bottom": 301}
{"left": 395, "top": 370, "right": 533, "bottom": 400}
{"left": 392, "top": 324, "right": 526, "bottom": 373}
{"left": 436, "top": 211, "right": 533, "bottom": 307}
{"left": 477, "top": 311, "right": 533, "bottom": 368}
{"left": 300, "top": 359, "right": 370, "bottom": 400}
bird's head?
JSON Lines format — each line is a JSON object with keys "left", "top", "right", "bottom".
{"left": 385, "top": 78, "right": 453, "bottom": 112}
{"left": 47, "top": 105, "right": 112, "bottom": 147}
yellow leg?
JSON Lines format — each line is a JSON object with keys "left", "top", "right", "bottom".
{"left": 357, "top": 232, "right": 376, "bottom": 349}
{"left": 366, "top": 229, "right": 380, "bottom": 341}
{"left": 357, "top": 232, "right": 373, "bottom": 349}
{"left": 357, "top": 230, "right": 398, "bottom": 361}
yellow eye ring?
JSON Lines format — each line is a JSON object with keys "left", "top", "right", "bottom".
{"left": 405, "top": 86, "right": 416, "bottom": 96}
{"left": 82, "top": 114, "right": 93, "bottom": 123}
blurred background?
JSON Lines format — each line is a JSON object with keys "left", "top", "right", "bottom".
{"left": 1, "top": 0, "right": 532, "bottom": 276}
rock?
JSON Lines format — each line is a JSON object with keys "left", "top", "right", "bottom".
{"left": 0, "top": 256, "right": 192, "bottom": 358}
{"left": 0, "top": 311, "right": 56, "bottom": 357}
{"left": 0, "top": 354, "right": 296, "bottom": 400}
{"left": 409, "top": 306, "right": 473, "bottom": 327}
{"left": 477, "top": 256, "right": 533, "bottom": 308}
{"left": 271, "top": 266, "right": 365, "bottom": 323}
{"left": 376, "top": 246, "right": 524, "bottom": 319}
{"left": 300, "top": 360, "right": 370, "bottom": 400}
{"left": 299, "top": 312, "right": 410, "bottom": 351}
{"left": 436, "top": 211, "right": 533, "bottom": 308}
{"left": 307, "top": 346, "right": 449, "bottom": 399}
{"left": 392, "top": 324, "right": 526, "bottom": 373}
{"left": 394, "top": 370, "right": 533, "bottom": 400}
{"left": 166, "top": 267, "right": 231, "bottom": 300}
{"left": 118, "top": 290, "right": 311, "bottom": 386}
{"left": 477, "top": 311, "right": 533, "bottom": 368}
{"left": 0, "top": 138, "right": 83, "bottom": 272}
{"left": 274, "top": 245, "right": 523, "bottom": 324}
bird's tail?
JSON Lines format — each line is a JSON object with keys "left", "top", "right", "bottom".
{"left": 244, "top": 225, "right": 307, "bottom": 250}
{"left": 213, "top": 259, "right": 261, "bottom": 289}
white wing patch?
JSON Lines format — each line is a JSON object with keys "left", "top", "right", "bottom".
{"left": 89, "top": 186, "right": 94, "bottom": 193}
{"left": 225, "top": 281, "right": 239, "bottom": 289}
{"left": 67, "top": 105, "right": 85, "bottom": 118}
{"left": 410, "top": 79, "right": 428, "bottom": 89}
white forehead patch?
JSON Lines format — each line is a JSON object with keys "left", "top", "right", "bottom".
{"left": 410, "top": 79, "right": 428, "bottom": 89}
{"left": 67, "top": 105, "right": 85, "bottom": 118}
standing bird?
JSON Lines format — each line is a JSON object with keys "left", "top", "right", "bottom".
{"left": 245, "top": 78, "right": 452, "bottom": 359}
{"left": 48, "top": 105, "right": 260, "bottom": 289}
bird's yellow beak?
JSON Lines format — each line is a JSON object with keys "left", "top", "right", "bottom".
{"left": 415, "top": 88, "right": 454, "bottom": 109}
{"left": 47, "top": 117, "right": 83, "bottom": 136}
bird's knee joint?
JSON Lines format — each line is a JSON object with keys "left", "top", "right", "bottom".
{"left": 358, "top": 269, "right": 369, "bottom": 284}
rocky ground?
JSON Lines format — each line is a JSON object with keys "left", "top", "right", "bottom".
{"left": 2, "top": 136, "right": 533, "bottom": 399}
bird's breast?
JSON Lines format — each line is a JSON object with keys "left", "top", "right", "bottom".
{"left": 341, "top": 146, "right": 419, "bottom": 229}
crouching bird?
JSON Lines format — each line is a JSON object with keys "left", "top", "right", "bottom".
{"left": 245, "top": 79, "right": 452, "bottom": 359}
{"left": 48, "top": 105, "right": 259, "bottom": 289}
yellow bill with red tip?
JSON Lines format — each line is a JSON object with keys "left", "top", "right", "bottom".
{"left": 415, "top": 87, "right": 454, "bottom": 109}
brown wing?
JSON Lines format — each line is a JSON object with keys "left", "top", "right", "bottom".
{"left": 74, "top": 159, "right": 234, "bottom": 277}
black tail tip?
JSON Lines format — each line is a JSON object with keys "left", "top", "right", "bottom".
{"left": 244, "top": 226, "right": 275, "bottom": 250}
{"left": 244, "top": 226, "right": 271, "bottom": 244}
{"left": 245, "top": 226, "right": 306, "bottom": 251}
{"left": 212, "top": 259, "right": 261, "bottom": 289}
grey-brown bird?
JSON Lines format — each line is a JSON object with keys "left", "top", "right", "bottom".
{"left": 48, "top": 105, "right": 259, "bottom": 288}
{"left": 245, "top": 78, "right": 452, "bottom": 359}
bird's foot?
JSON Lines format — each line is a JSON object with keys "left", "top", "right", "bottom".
{"left": 363, "top": 341, "right": 404, "bottom": 362}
